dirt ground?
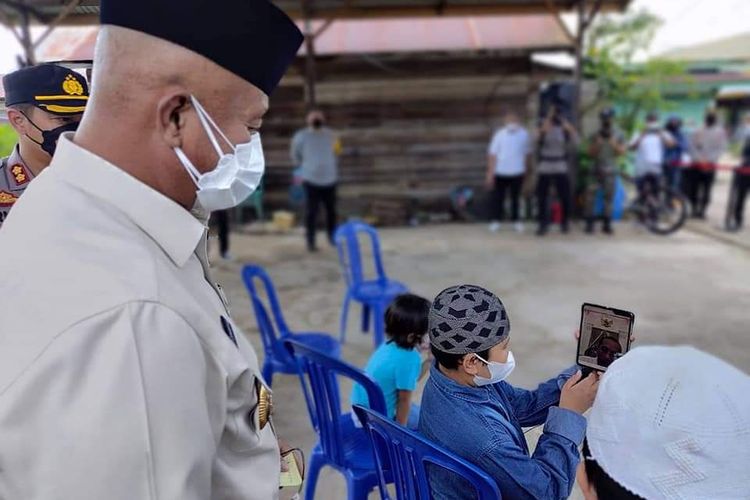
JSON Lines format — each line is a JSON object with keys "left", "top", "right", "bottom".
{"left": 210, "top": 176, "right": 750, "bottom": 499}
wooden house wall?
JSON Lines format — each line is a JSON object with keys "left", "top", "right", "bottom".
{"left": 259, "top": 53, "right": 565, "bottom": 221}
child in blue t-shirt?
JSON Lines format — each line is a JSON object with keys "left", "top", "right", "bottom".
{"left": 351, "top": 293, "right": 431, "bottom": 429}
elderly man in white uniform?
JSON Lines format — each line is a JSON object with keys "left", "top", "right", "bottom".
{"left": 0, "top": 0, "right": 303, "bottom": 499}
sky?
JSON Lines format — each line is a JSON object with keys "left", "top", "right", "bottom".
{"left": 0, "top": 0, "right": 749, "bottom": 73}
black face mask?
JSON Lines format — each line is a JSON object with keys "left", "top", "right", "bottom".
{"left": 312, "top": 118, "right": 323, "bottom": 129}
{"left": 22, "top": 112, "right": 80, "bottom": 156}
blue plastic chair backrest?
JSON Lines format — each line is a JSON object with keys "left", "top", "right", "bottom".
{"left": 285, "top": 340, "right": 387, "bottom": 468}
{"left": 334, "top": 221, "right": 387, "bottom": 288}
{"left": 242, "top": 265, "right": 292, "bottom": 360}
{"left": 353, "top": 405, "right": 502, "bottom": 500}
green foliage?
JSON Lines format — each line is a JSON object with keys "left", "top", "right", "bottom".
{"left": 0, "top": 124, "right": 18, "bottom": 158}
{"left": 584, "top": 8, "right": 689, "bottom": 135}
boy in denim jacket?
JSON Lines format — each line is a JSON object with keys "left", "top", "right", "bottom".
{"left": 419, "top": 284, "right": 599, "bottom": 499}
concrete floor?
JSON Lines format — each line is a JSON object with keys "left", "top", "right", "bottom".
{"left": 210, "top": 187, "right": 750, "bottom": 499}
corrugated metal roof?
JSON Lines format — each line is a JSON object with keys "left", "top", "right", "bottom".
{"left": 0, "top": 0, "right": 628, "bottom": 24}
{"left": 34, "top": 14, "right": 571, "bottom": 62}
{"left": 661, "top": 32, "right": 750, "bottom": 63}
{"left": 304, "top": 15, "right": 571, "bottom": 54}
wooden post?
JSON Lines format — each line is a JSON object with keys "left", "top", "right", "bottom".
{"left": 573, "top": 0, "right": 604, "bottom": 130}
{"left": 302, "top": 0, "right": 317, "bottom": 110}
{"left": 573, "top": 0, "right": 585, "bottom": 130}
{"left": 19, "top": 7, "right": 35, "bottom": 66}
{"left": 32, "top": 0, "right": 82, "bottom": 50}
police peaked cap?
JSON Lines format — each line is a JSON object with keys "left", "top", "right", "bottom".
{"left": 100, "top": 0, "right": 303, "bottom": 96}
{"left": 3, "top": 64, "right": 89, "bottom": 115}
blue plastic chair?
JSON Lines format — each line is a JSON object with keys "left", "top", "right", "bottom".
{"left": 334, "top": 221, "right": 408, "bottom": 346}
{"left": 242, "top": 264, "right": 341, "bottom": 387}
{"left": 284, "top": 340, "right": 392, "bottom": 500}
{"left": 353, "top": 405, "right": 502, "bottom": 500}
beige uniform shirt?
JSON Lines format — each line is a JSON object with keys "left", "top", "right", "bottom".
{"left": 0, "top": 134, "right": 279, "bottom": 500}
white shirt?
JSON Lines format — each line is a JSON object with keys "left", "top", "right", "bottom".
{"left": 487, "top": 125, "right": 530, "bottom": 176}
{"left": 0, "top": 134, "right": 279, "bottom": 500}
{"left": 631, "top": 129, "right": 669, "bottom": 177}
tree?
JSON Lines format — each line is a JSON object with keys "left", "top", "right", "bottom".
{"left": 584, "top": 8, "right": 687, "bottom": 135}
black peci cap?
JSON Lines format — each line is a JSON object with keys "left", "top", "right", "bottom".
{"left": 2, "top": 64, "right": 89, "bottom": 115}
{"left": 100, "top": 0, "right": 304, "bottom": 96}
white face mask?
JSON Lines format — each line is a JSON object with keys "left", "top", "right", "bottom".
{"left": 473, "top": 351, "right": 515, "bottom": 386}
{"left": 174, "top": 95, "right": 265, "bottom": 212}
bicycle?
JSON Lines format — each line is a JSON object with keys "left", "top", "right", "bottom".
{"left": 623, "top": 173, "right": 689, "bottom": 235}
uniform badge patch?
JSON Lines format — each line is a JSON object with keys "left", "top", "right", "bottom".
{"left": 0, "top": 191, "right": 19, "bottom": 206}
{"left": 10, "top": 164, "right": 28, "bottom": 185}
{"left": 62, "top": 74, "right": 84, "bottom": 96}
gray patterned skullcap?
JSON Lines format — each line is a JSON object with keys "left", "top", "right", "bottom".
{"left": 429, "top": 284, "right": 510, "bottom": 354}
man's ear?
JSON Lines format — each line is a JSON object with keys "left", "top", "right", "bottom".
{"left": 6, "top": 108, "right": 29, "bottom": 135}
{"left": 576, "top": 462, "right": 598, "bottom": 500}
{"left": 157, "top": 93, "right": 190, "bottom": 148}
{"left": 461, "top": 354, "right": 481, "bottom": 376}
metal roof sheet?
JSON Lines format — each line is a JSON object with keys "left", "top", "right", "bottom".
{"left": 0, "top": 0, "right": 628, "bottom": 24}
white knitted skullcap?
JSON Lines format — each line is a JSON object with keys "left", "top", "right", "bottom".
{"left": 587, "top": 345, "right": 750, "bottom": 499}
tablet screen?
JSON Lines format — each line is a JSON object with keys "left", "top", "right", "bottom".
{"left": 578, "top": 304, "right": 633, "bottom": 372}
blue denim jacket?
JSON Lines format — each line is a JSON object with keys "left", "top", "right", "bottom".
{"left": 418, "top": 363, "right": 585, "bottom": 500}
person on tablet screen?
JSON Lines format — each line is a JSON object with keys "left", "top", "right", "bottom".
{"left": 596, "top": 336, "right": 622, "bottom": 368}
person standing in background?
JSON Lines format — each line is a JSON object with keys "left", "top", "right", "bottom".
{"left": 486, "top": 111, "right": 531, "bottom": 233}
{"left": 213, "top": 209, "right": 232, "bottom": 260}
{"left": 663, "top": 115, "right": 689, "bottom": 191}
{"left": 687, "top": 110, "right": 728, "bottom": 218}
{"left": 629, "top": 111, "right": 674, "bottom": 202}
{"left": 734, "top": 112, "right": 750, "bottom": 145}
{"left": 585, "top": 108, "right": 627, "bottom": 235}
{"left": 535, "top": 105, "right": 578, "bottom": 236}
{"left": 731, "top": 129, "right": 750, "bottom": 230}
{"left": 291, "top": 109, "right": 341, "bottom": 252}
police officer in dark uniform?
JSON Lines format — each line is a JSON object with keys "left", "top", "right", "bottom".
{"left": 1, "top": 64, "right": 89, "bottom": 228}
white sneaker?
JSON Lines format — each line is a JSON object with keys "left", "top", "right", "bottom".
{"left": 514, "top": 222, "right": 525, "bottom": 233}
{"left": 488, "top": 221, "right": 502, "bottom": 232}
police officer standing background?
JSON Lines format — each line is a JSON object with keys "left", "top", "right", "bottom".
{"left": 585, "top": 108, "right": 627, "bottom": 235}
{"left": 535, "top": 104, "right": 578, "bottom": 236}
{"left": 1, "top": 64, "right": 89, "bottom": 228}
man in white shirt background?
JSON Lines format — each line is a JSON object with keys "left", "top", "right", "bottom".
{"left": 687, "top": 109, "right": 729, "bottom": 219}
{"left": 485, "top": 111, "right": 531, "bottom": 233}
{"left": 629, "top": 111, "right": 674, "bottom": 201}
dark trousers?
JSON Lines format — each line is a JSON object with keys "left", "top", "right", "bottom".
{"left": 215, "top": 209, "right": 230, "bottom": 256}
{"left": 304, "top": 182, "right": 337, "bottom": 249}
{"left": 683, "top": 167, "right": 716, "bottom": 216}
{"left": 493, "top": 174, "right": 524, "bottom": 222}
{"left": 735, "top": 173, "right": 750, "bottom": 227}
{"left": 635, "top": 173, "right": 660, "bottom": 200}
{"left": 663, "top": 163, "right": 682, "bottom": 192}
{"left": 536, "top": 173, "right": 570, "bottom": 229}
